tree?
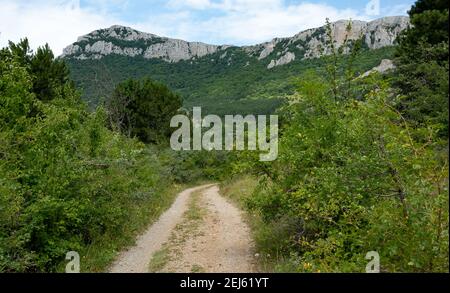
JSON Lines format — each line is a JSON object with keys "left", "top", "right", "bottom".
{"left": 107, "top": 78, "right": 182, "bottom": 144}
{"left": 30, "top": 44, "right": 72, "bottom": 102}
{"left": 394, "top": 0, "right": 449, "bottom": 137}
{"left": 409, "top": 0, "right": 448, "bottom": 16}
{"left": 1, "top": 39, "right": 73, "bottom": 102}
{"left": 239, "top": 16, "right": 449, "bottom": 272}
{"left": 1, "top": 38, "right": 32, "bottom": 66}
{"left": 1, "top": 41, "right": 179, "bottom": 272}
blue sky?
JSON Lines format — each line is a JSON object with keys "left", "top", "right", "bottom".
{"left": 84, "top": 0, "right": 413, "bottom": 22}
{"left": 1, "top": 0, "right": 415, "bottom": 55}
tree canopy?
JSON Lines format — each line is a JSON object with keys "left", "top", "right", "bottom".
{"left": 107, "top": 78, "right": 182, "bottom": 144}
{"left": 1, "top": 38, "right": 73, "bottom": 102}
{"left": 394, "top": 0, "right": 449, "bottom": 137}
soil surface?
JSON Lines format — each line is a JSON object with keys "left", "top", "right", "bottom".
{"left": 109, "top": 184, "right": 255, "bottom": 273}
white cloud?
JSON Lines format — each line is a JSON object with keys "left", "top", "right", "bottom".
{"left": 203, "top": 3, "right": 366, "bottom": 44}
{"left": 0, "top": 0, "right": 124, "bottom": 55}
{"left": 140, "top": 1, "right": 368, "bottom": 45}
{"left": 167, "top": 0, "right": 214, "bottom": 10}
{"left": 216, "top": 0, "right": 284, "bottom": 12}
{"left": 382, "top": 4, "right": 411, "bottom": 16}
{"left": 83, "top": 0, "right": 130, "bottom": 14}
{"left": 0, "top": 0, "right": 401, "bottom": 56}
{"left": 168, "top": 0, "right": 284, "bottom": 12}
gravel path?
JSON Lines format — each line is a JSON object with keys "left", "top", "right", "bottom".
{"left": 160, "top": 185, "right": 255, "bottom": 273}
{"left": 109, "top": 184, "right": 215, "bottom": 273}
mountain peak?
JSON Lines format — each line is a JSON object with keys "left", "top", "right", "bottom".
{"left": 62, "top": 16, "right": 409, "bottom": 67}
{"left": 75, "top": 25, "right": 160, "bottom": 43}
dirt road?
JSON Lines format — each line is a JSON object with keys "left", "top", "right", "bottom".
{"left": 109, "top": 184, "right": 255, "bottom": 273}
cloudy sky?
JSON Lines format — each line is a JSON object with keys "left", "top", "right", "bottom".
{"left": 0, "top": 0, "right": 415, "bottom": 55}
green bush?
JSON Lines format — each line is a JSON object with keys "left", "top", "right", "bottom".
{"left": 0, "top": 45, "right": 176, "bottom": 272}
{"left": 107, "top": 78, "right": 182, "bottom": 144}
{"left": 243, "top": 73, "right": 448, "bottom": 272}
{"left": 233, "top": 13, "right": 449, "bottom": 272}
{"left": 393, "top": 0, "right": 449, "bottom": 137}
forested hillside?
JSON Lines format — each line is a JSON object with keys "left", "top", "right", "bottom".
{"left": 66, "top": 46, "right": 395, "bottom": 115}
{"left": 62, "top": 16, "right": 407, "bottom": 115}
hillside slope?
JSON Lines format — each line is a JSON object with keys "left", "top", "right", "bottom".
{"left": 63, "top": 16, "right": 408, "bottom": 114}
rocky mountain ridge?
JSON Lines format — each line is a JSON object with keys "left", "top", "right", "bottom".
{"left": 62, "top": 16, "right": 409, "bottom": 69}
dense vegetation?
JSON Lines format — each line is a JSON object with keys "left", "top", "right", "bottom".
{"left": 0, "top": 40, "right": 226, "bottom": 272}
{"left": 227, "top": 1, "right": 449, "bottom": 272}
{"left": 1, "top": 0, "right": 447, "bottom": 273}
{"left": 107, "top": 78, "right": 182, "bottom": 144}
{"left": 65, "top": 45, "right": 395, "bottom": 115}
{"left": 393, "top": 0, "right": 449, "bottom": 137}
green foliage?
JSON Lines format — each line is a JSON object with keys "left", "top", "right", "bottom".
{"left": 0, "top": 43, "right": 183, "bottom": 272}
{"left": 322, "top": 18, "right": 364, "bottom": 102}
{"left": 159, "top": 148, "right": 234, "bottom": 183}
{"left": 2, "top": 7, "right": 447, "bottom": 273}
{"left": 30, "top": 44, "right": 72, "bottom": 102}
{"left": 0, "top": 40, "right": 237, "bottom": 271}
{"left": 393, "top": 0, "right": 449, "bottom": 137}
{"left": 409, "top": 0, "right": 448, "bottom": 16}
{"left": 65, "top": 45, "right": 395, "bottom": 115}
{"left": 1, "top": 39, "right": 72, "bottom": 102}
{"left": 231, "top": 15, "right": 449, "bottom": 272}
{"left": 241, "top": 72, "right": 448, "bottom": 272}
{"left": 107, "top": 78, "right": 182, "bottom": 144}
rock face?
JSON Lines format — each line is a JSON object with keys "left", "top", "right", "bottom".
{"left": 62, "top": 16, "right": 409, "bottom": 68}
{"left": 142, "top": 40, "right": 220, "bottom": 62}
{"left": 62, "top": 25, "right": 224, "bottom": 62}
{"left": 248, "top": 16, "right": 409, "bottom": 68}
{"left": 361, "top": 59, "right": 396, "bottom": 77}
{"left": 267, "top": 52, "right": 295, "bottom": 69}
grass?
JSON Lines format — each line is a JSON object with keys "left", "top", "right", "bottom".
{"left": 148, "top": 189, "right": 207, "bottom": 272}
{"left": 148, "top": 246, "right": 171, "bottom": 272}
{"left": 219, "top": 175, "right": 299, "bottom": 272}
{"left": 56, "top": 180, "right": 215, "bottom": 273}
{"left": 190, "top": 264, "right": 205, "bottom": 273}
{"left": 73, "top": 183, "right": 185, "bottom": 272}
{"left": 219, "top": 175, "right": 258, "bottom": 206}
{"left": 186, "top": 190, "right": 206, "bottom": 222}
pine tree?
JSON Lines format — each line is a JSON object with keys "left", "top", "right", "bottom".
{"left": 2, "top": 39, "right": 73, "bottom": 102}
{"left": 108, "top": 78, "right": 182, "bottom": 144}
{"left": 394, "top": 0, "right": 449, "bottom": 137}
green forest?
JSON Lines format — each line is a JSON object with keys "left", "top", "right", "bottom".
{"left": 66, "top": 41, "right": 396, "bottom": 115}
{"left": 0, "top": 0, "right": 448, "bottom": 272}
